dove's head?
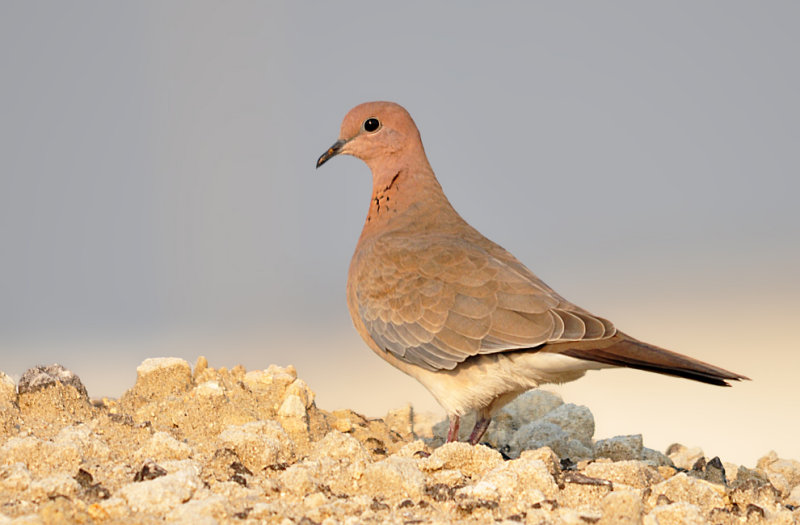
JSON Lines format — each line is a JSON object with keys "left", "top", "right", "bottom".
{"left": 316, "top": 101, "right": 424, "bottom": 170}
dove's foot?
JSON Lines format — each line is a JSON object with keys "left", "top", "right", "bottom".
{"left": 446, "top": 416, "right": 460, "bottom": 442}
{"left": 468, "top": 416, "right": 491, "bottom": 445}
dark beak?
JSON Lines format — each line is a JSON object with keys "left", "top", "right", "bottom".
{"left": 316, "top": 139, "right": 347, "bottom": 168}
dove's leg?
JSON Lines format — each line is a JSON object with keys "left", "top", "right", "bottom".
{"left": 467, "top": 415, "right": 491, "bottom": 445}
{"left": 446, "top": 416, "right": 460, "bottom": 442}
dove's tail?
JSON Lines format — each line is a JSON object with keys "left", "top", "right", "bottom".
{"left": 549, "top": 331, "right": 749, "bottom": 386}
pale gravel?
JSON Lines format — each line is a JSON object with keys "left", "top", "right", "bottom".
{"left": 0, "top": 358, "right": 797, "bottom": 524}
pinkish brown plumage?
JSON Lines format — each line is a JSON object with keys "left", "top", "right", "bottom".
{"left": 317, "top": 101, "right": 747, "bottom": 445}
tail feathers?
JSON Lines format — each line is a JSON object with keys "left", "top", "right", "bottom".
{"left": 550, "top": 332, "right": 749, "bottom": 386}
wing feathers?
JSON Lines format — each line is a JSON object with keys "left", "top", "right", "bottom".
{"left": 446, "top": 310, "right": 491, "bottom": 339}
{"left": 355, "top": 234, "right": 616, "bottom": 371}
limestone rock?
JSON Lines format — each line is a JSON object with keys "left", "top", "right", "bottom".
{"left": 519, "top": 447, "right": 562, "bottom": 479}
{"left": 583, "top": 460, "right": 663, "bottom": 489}
{"left": 757, "top": 450, "right": 800, "bottom": 497}
{"left": 192, "top": 356, "right": 209, "bottom": 382}
{"left": 409, "top": 410, "right": 439, "bottom": 439}
{"left": 0, "top": 462, "right": 32, "bottom": 492}
{"left": 28, "top": 473, "right": 80, "bottom": 502}
{"left": 485, "top": 456, "right": 559, "bottom": 501}
{"left": 119, "top": 462, "right": 203, "bottom": 514}
{"left": 307, "top": 431, "right": 372, "bottom": 494}
{"left": 124, "top": 358, "right": 192, "bottom": 405}
{"left": 666, "top": 443, "right": 704, "bottom": 471}
{"left": 192, "top": 380, "right": 225, "bottom": 400}
{"left": 16, "top": 368, "right": 95, "bottom": 434}
{"left": 0, "top": 371, "right": 18, "bottom": 436}
{"left": 166, "top": 494, "right": 228, "bottom": 523}
{"left": 331, "top": 413, "right": 354, "bottom": 433}
{"left": 0, "top": 372, "right": 16, "bottom": 403}
{"left": 647, "top": 473, "right": 726, "bottom": 512}
{"left": 729, "top": 477, "right": 781, "bottom": 511}
{"left": 394, "top": 439, "right": 430, "bottom": 458}
{"left": 361, "top": 456, "right": 424, "bottom": 500}
{"left": 285, "top": 379, "right": 315, "bottom": 409}
{"left": 558, "top": 477, "right": 613, "bottom": 510}
{"left": 277, "top": 394, "right": 308, "bottom": 419}
{"left": 279, "top": 461, "right": 321, "bottom": 496}
{"left": 135, "top": 431, "right": 192, "bottom": 463}
{"left": 242, "top": 365, "right": 296, "bottom": 394}
{"left": 0, "top": 435, "right": 85, "bottom": 477}
{"left": 598, "top": 490, "right": 643, "bottom": 525}
{"left": 644, "top": 502, "right": 706, "bottom": 525}
{"left": 217, "top": 421, "right": 294, "bottom": 472}
{"left": 384, "top": 404, "right": 413, "bottom": 438}
{"left": 787, "top": 484, "right": 800, "bottom": 506}
{"left": 0, "top": 356, "right": 794, "bottom": 524}
{"left": 308, "top": 431, "right": 371, "bottom": 468}
{"left": 454, "top": 480, "right": 500, "bottom": 513}
{"left": 418, "top": 442, "right": 503, "bottom": 479}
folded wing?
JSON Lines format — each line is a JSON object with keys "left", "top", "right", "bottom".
{"left": 355, "top": 234, "right": 615, "bottom": 371}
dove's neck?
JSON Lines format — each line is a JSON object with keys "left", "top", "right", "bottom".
{"left": 359, "top": 148, "right": 462, "bottom": 241}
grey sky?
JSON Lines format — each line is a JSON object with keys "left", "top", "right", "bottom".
{"left": 1, "top": 2, "right": 798, "bottom": 464}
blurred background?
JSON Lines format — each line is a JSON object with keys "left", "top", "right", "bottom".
{"left": 1, "top": 2, "right": 798, "bottom": 466}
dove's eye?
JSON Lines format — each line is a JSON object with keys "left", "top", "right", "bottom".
{"left": 363, "top": 118, "right": 380, "bottom": 132}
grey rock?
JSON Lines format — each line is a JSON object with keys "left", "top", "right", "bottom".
{"left": 538, "top": 403, "right": 594, "bottom": 444}
{"left": 594, "top": 434, "right": 643, "bottom": 462}
{"left": 642, "top": 447, "right": 674, "bottom": 468}
{"left": 703, "top": 457, "right": 727, "bottom": 485}
{"left": 509, "top": 421, "right": 574, "bottom": 460}
{"left": 688, "top": 456, "right": 727, "bottom": 485}
{"left": 429, "top": 389, "right": 564, "bottom": 447}
{"left": 18, "top": 364, "right": 87, "bottom": 398}
{"left": 501, "top": 389, "right": 564, "bottom": 424}
{"left": 564, "top": 439, "right": 594, "bottom": 461}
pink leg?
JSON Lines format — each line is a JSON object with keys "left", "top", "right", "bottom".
{"left": 468, "top": 416, "right": 491, "bottom": 445}
{"left": 446, "top": 415, "right": 460, "bottom": 442}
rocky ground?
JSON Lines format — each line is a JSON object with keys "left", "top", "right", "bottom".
{"left": 0, "top": 358, "right": 798, "bottom": 524}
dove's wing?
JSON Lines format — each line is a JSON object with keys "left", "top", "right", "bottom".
{"left": 353, "top": 233, "right": 615, "bottom": 371}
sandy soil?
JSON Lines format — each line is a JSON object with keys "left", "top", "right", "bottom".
{"left": 0, "top": 358, "right": 797, "bottom": 524}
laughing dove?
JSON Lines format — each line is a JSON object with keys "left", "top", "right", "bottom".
{"left": 317, "top": 101, "right": 747, "bottom": 445}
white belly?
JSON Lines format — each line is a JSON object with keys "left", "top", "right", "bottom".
{"left": 405, "top": 351, "right": 613, "bottom": 416}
